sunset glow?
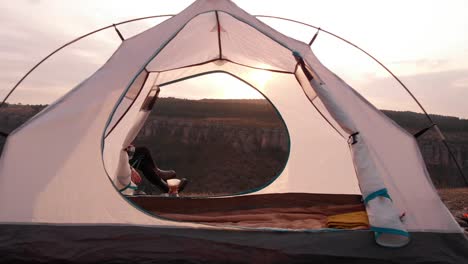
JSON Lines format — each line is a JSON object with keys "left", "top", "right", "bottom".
{"left": 248, "top": 67, "right": 274, "bottom": 90}
{"left": 1, "top": 0, "right": 467, "bottom": 117}
{"left": 162, "top": 73, "right": 264, "bottom": 100}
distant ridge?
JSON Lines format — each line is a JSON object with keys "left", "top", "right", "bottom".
{"left": 0, "top": 99, "right": 467, "bottom": 188}
{"left": 1, "top": 99, "right": 468, "bottom": 134}
{"left": 1, "top": 99, "right": 467, "bottom": 133}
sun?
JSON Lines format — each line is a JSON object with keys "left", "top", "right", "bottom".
{"left": 250, "top": 69, "right": 273, "bottom": 89}
{"left": 214, "top": 73, "right": 264, "bottom": 99}
{"left": 161, "top": 72, "right": 265, "bottom": 100}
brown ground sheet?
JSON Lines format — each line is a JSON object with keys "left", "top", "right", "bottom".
{"left": 128, "top": 193, "right": 368, "bottom": 229}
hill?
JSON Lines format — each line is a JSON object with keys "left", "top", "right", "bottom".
{"left": 0, "top": 99, "right": 467, "bottom": 194}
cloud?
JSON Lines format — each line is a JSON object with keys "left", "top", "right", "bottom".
{"left": 0, "top": 3, "right": 124, "bottom": 104}
{"left": 389, "top": 58, "right": 449, "bottom": 70}
{"left": 2, "top": 0, "right": 467, "bottom": 121}
{"left": 451, "top": 77, "right": 468, "bottom": 88}
{"left": 354, "top": 69, "right": 468, "bottom": 118}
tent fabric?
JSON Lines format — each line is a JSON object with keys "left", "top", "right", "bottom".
{"left": 295, "top": 61, "right": 409, "bottom": 245}
{"left": 0, "top": 0, "right": 465, "bottom": 257}
{"left": 104, "top": 70, "right": 149, "bottom": 137}
{"left": 146, "top": 12, "right": 219, "bottom": 72}
{"left": 303, "top": 49, "right": 462, "bottom": 232}
{"left": 103, "top": 72, "right": 157, "bottom": 190}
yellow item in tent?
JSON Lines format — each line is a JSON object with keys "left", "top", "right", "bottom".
{"left": 326, "top": 211, "right": 370, "bottom": 230}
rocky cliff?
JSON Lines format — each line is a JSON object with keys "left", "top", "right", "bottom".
{"left": 1, "top": 101, "right": 467, "bottom": 190}
{"left": 135, "top": 114, "right": 468, "bottom": 189}
{"left": 138, "top": 117, "right": 289, "bottom": 153}
{"left": 417, "top": 131, "right": 468, "bottom": 187}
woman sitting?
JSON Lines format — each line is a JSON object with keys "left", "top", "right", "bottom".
{"left": 125, "top": 145, "right": 188, "bottom": 193}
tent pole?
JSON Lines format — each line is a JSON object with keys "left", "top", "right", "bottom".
{"left": 215, "top": 11, "right": 223, "bottom": 59}
{"left": 254, "top": 14, "right": 467, "bottom": 186}
{"left": 254, "top": 15, "right": 434, "bottom": 124}
{"left": 1, "top": 13, "right": 464, "bottom": 184}
{"left": 0, "top": 15, "right": 174, "bottom": 111}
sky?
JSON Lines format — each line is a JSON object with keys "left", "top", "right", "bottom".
{"left": 1, "top": 0, "right": 468, "bottom": 118}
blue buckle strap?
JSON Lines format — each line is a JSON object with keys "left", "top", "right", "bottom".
{"left": 119, "top": 181, "right": 138, "bottom": 193}
{"left": 371, "top": 226, "right": 410, "bottom": 240}
{"left": 364, "top": 188, "right": 392, "bottom": 204}
{"left": 371, "top": 226, "right": 411, "bottom": 248}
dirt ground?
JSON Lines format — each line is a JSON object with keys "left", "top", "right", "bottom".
{"left": 437, "top": 188, "right": 468, "bottom": 234}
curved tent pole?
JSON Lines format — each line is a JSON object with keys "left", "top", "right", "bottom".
{"left": 255, "top": 15, "right": 434, "bottom": 123}
{"left": 255, "top": 15, "right": 467, "bottom": 186}
{"left": 0, "top": 13, "right": 432, "bottom": 123}
{"left": 1, "top": 13, "right": 465, "bottom": 184}
{"left": 0, "top": 14, "right": 175, "bottom": 111}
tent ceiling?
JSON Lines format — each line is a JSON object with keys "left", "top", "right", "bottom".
{"left": 146, "top": 11, "right": 296, "bottom": 73}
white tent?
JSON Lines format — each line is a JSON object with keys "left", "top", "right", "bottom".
{"left": 0, "top": 0, "right": 466, "bottom": 262}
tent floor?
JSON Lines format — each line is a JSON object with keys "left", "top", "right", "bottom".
{"left": 127, "top": 193, "right": 368, "bottom": 229}
{"left": 0, "top": 224, "right": 467, "bottom": 264}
